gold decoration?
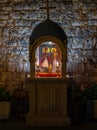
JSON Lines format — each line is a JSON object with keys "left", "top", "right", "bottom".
{"left": 42, "top": 47, "right": 50, "bottom": 53}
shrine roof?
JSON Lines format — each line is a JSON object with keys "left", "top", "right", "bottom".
{"left": 30, "top": 19, "right": 67, "bottom": 43}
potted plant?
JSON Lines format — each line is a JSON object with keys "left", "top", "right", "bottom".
{"left": 0, "top": 87, "right": 13, "bottom": 120}
{"left": 0, "top": 87, "right": 13, "bottom": 102}
{"left": 82, "top": 84, "right": 97, "bottom": 120}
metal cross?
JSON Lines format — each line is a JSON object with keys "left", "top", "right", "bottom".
{"left": 40, "top": 0, "right": 56, "bottom": 19}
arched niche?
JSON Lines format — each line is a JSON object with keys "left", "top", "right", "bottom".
{"left": 26, "top": 19, "right": 70, "bottom": 126}
{"left": 29, "top": 36, "right": 67, "bottom": 78}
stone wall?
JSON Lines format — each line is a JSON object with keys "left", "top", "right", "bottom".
{"left": 0, "top": 0, "right": 97, "bottom": 92}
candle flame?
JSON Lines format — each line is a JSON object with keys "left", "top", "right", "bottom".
{"left": 56, "top": 62, "right": 59, "bottom": 67}
{"left": 37, "top": 61, "right": 39, "bottom": 66}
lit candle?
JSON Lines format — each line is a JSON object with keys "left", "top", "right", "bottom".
{"left": 27, "top": 74, "right": 30, "bottom": 78}
{"left": 36, "top": 61, "right": 39, "bottom": 67}
{"left": 36, "top": 61, "right": 40, "bottom": 75}
{"left": 56, "top": 62, "right": 59, "bottom": 67}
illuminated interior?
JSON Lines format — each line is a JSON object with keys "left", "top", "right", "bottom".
{"left": 35, "top": 41, "right": 62, "bottom": 78}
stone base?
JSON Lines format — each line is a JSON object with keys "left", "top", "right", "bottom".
{"left": 25, "top": 78, "right": 70, "bottom": 126}
{"left": 26, "top": 115, "right": 70, "bottom": 126}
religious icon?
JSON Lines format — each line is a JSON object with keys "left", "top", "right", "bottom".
{"left": 51, "top": 48, "right": 60, "bottom": 72}
{"left": 35, "top": 42, "right": 61, "bottom": 77}
{"left": 40, "top": 47, "right": 51, "bottom": 72}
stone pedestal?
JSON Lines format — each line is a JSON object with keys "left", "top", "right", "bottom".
{"left": 25, "top": 78, "right": 70, "bottom": 126}
{"left": 0, "top": 102, "right": 10, "bottom": 120}
{"left": 87, "top": 100, "right": 97, "bottom": 119}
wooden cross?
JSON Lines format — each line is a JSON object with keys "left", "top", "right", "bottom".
{"left": 40, "top": 0, "right": 56, "bottom": 19}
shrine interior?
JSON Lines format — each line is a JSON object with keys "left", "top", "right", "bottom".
{"left": 0, "top": 0, "right": 97, "bottom": 127}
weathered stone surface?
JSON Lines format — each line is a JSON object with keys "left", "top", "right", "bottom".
{"left": 13, "top": 4, "right": 24, "bottom": 10}
{"left": 28, "top": 11, "right": 38, "bottom": 20}
{"left": 7, "top": 20, "right": 15, "bottom": 27}
{"left": 2, "top": 7, "right": 12, "bottom": 11}
{"left": 10, "top": 12, "right": 21, "bottom": 19}
{"left": 0, "top": 0, "right": 8, "bottom": 3}
{"left": 0, "top": 20, "right": 7, "bottom": 26}
{"left": 0, "top": 13, "right": 9, "bottom": 20}
{"left": 0, "top": 0, "right": 97, "bottom": 90}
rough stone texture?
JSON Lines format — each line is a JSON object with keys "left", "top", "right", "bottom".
{"left": 0, "top": 0, "right": 8, "bottom": 3}
{"left": 0, "top": 0, "right": 97, "bottom": 92}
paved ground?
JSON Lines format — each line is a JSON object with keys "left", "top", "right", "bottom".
{"left": 0, "top": 119, "right": 97, "bottom": 130}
